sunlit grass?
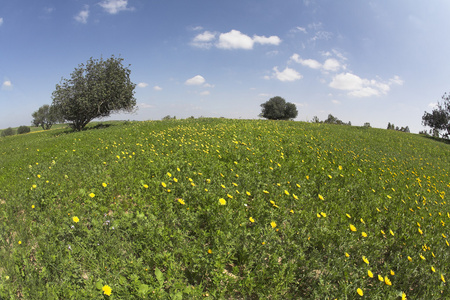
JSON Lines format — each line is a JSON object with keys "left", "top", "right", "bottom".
{"left": 0, "top": 118, "right": 449, "bottom": 298}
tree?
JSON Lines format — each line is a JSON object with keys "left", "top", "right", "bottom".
{"left": 260, "top": 96, "right": 298, "bottom": 120}
{"left": 422, "top": 92, "right": 450, "bottom": 139}
{"left": 1, "top": 127, "right": 14, "bottom": 137}
{"left": 32, "top": 104, "right": 59, "bottom": 130}
{"left": 51, "top": 56, "right": 136, "bottom": 131}
{"left": 17, "top": 126, "right": 31, "bottom": 134}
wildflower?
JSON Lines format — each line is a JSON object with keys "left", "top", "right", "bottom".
{"left": 420, "top": 254, "right": 426, "bottom": 260}
{"left": 73, "top": 216, "right": 80, "bottom": 223}
{"left": 102, "top": 182, "right": 107, "bottom": 188}
{"left": 318, "top": 194, "right": 324, "bottom": 200}
{"left": 290, "top": 209, "right": 294, "bottom": 214}
{"left": 401, "top": 292, "right": 407, "bottom": 300}
{"left": 368, "top": 270, "right": 373, "bottom": 278}
{"left": 143, "top": 184, "right": 148, "bottom": 189}
{"left": 384, "top": 276, "right": 392, "bottom": 286}
{"left": 284, "top": 190, "right": 289, "bottom": 196}
{"left": 418, "top": 228, "right": 423, "bottom": 235}
{"left": 32, "top": 184, "right": 37, "bottom": 189}
{"left": 208, "top": 249, "right": 212, "bottom": 254}
{"left": 246, "top": 191, "right": 251, "bottom": 196}
{"left": 320, "top": 212, "right": 327, "bottom": 217}
{"left": 357, "top": 288, "right": 363, "bottom": 296}
{"left": 407, "top": 256, "right": 412, "bottom": 262}
{"left": 89, "top": 193, "right": 95, "bottom": 198}
{"left": 18, "top": 241, "right": 22, "bottom": 245}
{"left": 178, "top": 198, "right": 185, "bottom": 205}
{"left": 102, "top": 285, "right": 112, "bottom": 296}
{"left": 345, "top": 252, "right": 350, "bottom": 258}
{"left": 346, "top": 213, "right": 351, "bottom": 218}
{"left": 350, "top": 224, "right": 357, "bottom": 232}
{"left": 249, "top": 217, "right": 255, "bottom": 223}
{"left": 378, "top": 274, "right": 384, "bottom": 282}
{"left": 441, "top": 274, "right": 445, "bottom": 283}
{"left": 31, "top": 205, "right": 35, "bottom": 209}
{"left": 227, "top": 194, "right": 233, "bottom": 199}
{"left": 389, "top": 229, "right": 394, "bottom": 236}
{"left": 431, "top": 266, "right": 436, "bottom": 273}
{"left": 219, "top": 198, "right": 226, "bottom": 205}
{"left": 271, "top": 221, "right": 277, "bottom": 228}
{"left": 381, "top": 230, "right": 385, "bottom": 235}
{"left": 361, "top": 232, "right": 367, "bottom": 237}
{"left": 173, "top": 178, "right": 178, "bottom": 182}
{"left": 362, "top": 256, "right": 369, "bottom": 265}
{"left": 390, "top": 270, "right": 395, "bottom": 276}
{"left": 161, "top": 182, "right": 167, "bottom": 188}
{"left": 263, "top": 190, "right": 269, "bottom": 194}
{"left": 167, "top": 172, "right": 172, "bottom": 177}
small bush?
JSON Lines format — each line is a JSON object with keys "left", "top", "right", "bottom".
{"left": 17, "top": 125, "right": 31, "bottom": 134}
{"left": 1, "top": 127, "right": 15, "bottom": 137}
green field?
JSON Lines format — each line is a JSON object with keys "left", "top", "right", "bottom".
{"left": 0, "top": 119, "right": 449, "bottom": 299}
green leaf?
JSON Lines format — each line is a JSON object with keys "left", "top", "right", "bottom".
{"left": 95, "top": 279, "right": 103, "bottom": 290}
{"left": 155, "top": 267, "right": 164, "bottom": 286}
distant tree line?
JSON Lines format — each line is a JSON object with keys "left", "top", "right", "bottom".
{"left": 387, "top": 122, "right": 410, "bottom": 133}
{"left": 311, "top": 114, "right": 352, "bottom": 126}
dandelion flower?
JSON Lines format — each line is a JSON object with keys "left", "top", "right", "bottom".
{"left": 389, "top": 229, "right": 394, "bottom": 236}
{"left": 246, "top": 191, "right": 251, "bottom": 196}
{"left": 284, "top": 190, "right": 289, "bottom": 195}
{"left": 441, "top": 274, "right": 445, "bottom": 283}
{"left": 368, "top": 270, "right": 373, "bottom": 278}
{"left": 407, "top": 256, "right": 412, "bottom": 262}
{"left": 361, "top": 232, "right": 367, "bottom": 237}
{"left": 89, "top": 193, "right": 95, "bottom": 198}
{"left": 320, "top": 212, "right": 327, "bottom": 217}
{"left": 249, "top": 217, "right": 255, "bottom": 223}
{"left": 420, "top": 254, "right": 426, "bottom": 260}
{"left": 271, "top": 221, "right": 277, "bottom": 228}
{"left": 357, "top": 288, "right": 363, "bottom": 296}
{"left": 219, "top": 198, "right": 226, "bottom": 205}
{"left": 31, "top": 205, "right": 35, "bottom": 209}
{"left": 401, "top": 292, "right": 407, "bottom": 300}
{"left": 167, "top": 172, "right": 172, "bottom": 177}
{"left": 378, "top": 274, "right": 384, "bottom": 282}
{"left": 173, "top": 178, "right": 178, "bottom": 182}
{"left": 178, "top": 198, "right": 185, "bottom": 205}
{"left": 102, "top": 285, "right": 112, "bottom": 296}
{"left": 102, "top": 182, "right": 107, "bottom": 188}
{"left": 431, "top": 266, "right": 436, "bottom": 273}
{"left": 318, "top": 194, "right": 324, "bottom": 200}
{"left": 362, "top": 256, "right": 369, "bottom": 265}
{"left": 161, "top": 182, "right": 166, "bottom": 188}
{"left": 350, "top": 224, "right": 357, "bottom": 232}
{"left": 73, "top": 216, "right": 79, "bottom": 223}
{"left": 345, "top": 252, "right": 350, "bottom": 258}
{"left": 390, "top": 270, "right": 395, "bottom": 276}
{"left": 346, "top": 214, "right": 351, "bottom": 218}
{"left": 384, "top": 276, "right": 392, "bottom": 286}
{"left": 18, "top": 241, "right": 22, "bottom": 245}
{"left": 208, "top": 249, "right": 212, "bottom": 254}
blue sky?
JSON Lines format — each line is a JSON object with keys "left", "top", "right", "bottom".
{"left": 1, "top": 0, "right": 450, "bottom": 133}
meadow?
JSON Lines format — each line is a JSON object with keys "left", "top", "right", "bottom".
{"left": 0, "top": 118, "right": 449, "bottom": 299}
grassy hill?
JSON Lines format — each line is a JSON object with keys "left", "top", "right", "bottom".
{"left": 0, "top": 119, "right": 449, "bottom": 299}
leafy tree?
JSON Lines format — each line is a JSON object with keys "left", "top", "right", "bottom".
{"left": 51, "top": 55, "right": 136, "bottom": 131}
{"left": 1, "top": 127, "right": 14, "bottom": 137}
{"left": 17, "top": 126, "right": 31, "bottom": 134}
{"left": 32, "top": 104, "right": 60, "bottom": 130}
{"left": 260, "top": 96, "right": 298, "bottom": 120}
{"left": 422, "top": 93, "right": 450, "bottom": 138}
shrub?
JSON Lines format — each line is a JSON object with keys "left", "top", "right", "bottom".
{"left": 17, "top": 125, "right": 31, "bottom": 134}
{"left": 1, "top": 127, "right": 14, "bottom": 137}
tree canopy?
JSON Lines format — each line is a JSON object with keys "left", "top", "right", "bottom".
{"left": 422, "top": 93, "right": 450, "bottom": 138}
{"left": 260, "top": 96, "right": 298, "bottom": 120}
{"left": 51, "top": 56, "right": 136, "bottom": 131}
{"left": 32, "top": 104, "right": 59, "bottom": 130}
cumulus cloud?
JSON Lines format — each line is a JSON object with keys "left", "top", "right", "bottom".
{"left": 2, "top": 80, "right": 12, "bottom": 90}
{"left": 191, "top": 31, "right": 216, "bottom": 49}
{"left": 329, "top": 72, "right": 400, "bottom": 98}
{"left": 272, "top": 67, "right": 302, "bottom": 82}
{"left": 185, "top": 75, "right": 206, "bottom": 86}
{"left": 137, "top": 82, "right": 148, "bottom": 88}
{"left": 99, "top": 0, "right": 134, "bottom": 14}
{"left": 74, "top": 5, "right": 89, "bottom": 24}
{"left": 290, "top": 53, "right": 343, "bottom": 72}
{"left": 191, "top": 29, "right": 281, "bottom": 50}
{"left": 153, "top": 85, "right": 162, "bottom": 91}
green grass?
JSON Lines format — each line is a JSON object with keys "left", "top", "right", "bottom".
{"left": 0, "top": 118, "right": 449, "bottom": 299}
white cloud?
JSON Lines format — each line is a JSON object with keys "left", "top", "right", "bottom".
{"left": 185, "top": 75, "right": 206, "bottom": 85}
{"left": 329, "top": 72, "right": 399, "bottom": 98}
{"left": 272, "top": 67, "right": 302, "bottom": 82}
{"left": 99, "top": 0, "right": 134, "bottom": 14}
{"left": 74, "top": 5, "right": 89, "bottom": 24}
{"left": 191, "top": 31, "right": 217, "bottom": 49}
{"left": 389, "top": 75, "right": 404, "bottom": 85}
{"left": 323, "top": 58, "right": 341, "bottom": 72}
{"left": 331, "top": 99, "right": 341, "bottom": 105}
{"left": 153, "top": 85, "right": 162, "bottom": 91}
{"left": 216, "top": 30, "right": 254, "bottom": 50}
{"left": 192, "top": 29, "right": 281, "bottom": 50}
{"left": 428, "top": 102, "right": 438, "bottom": 108}
{"left": 2, "top": 80, "right": 12, "bottom": 90}
{"left": 0, "top": 18, "right": 3, "bottom": 26}
{"left": 138, "top": 102, "right": 153, "bottom": 109}
{"left": 253, "top": 35, "right": 281, "bottom": 46}
{"left": 137, "top": 82, "right": 148, "bottom": 88}
{"left": 200, "top": 91, "right": 210, "bottom": 96}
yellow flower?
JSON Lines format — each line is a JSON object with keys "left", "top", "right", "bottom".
{"left": 219, "top": 198, "right": 226, "bottom": 205}
{"left": 378, "top": 274, "right": 384, "bottom": 282}
{"left": 246, "top": 191, "right": 251, "bottom": 196}
{"left": 431, "top": 266, "right": 436, "bottom": 273}
{"left": 346, "top": 213, "right": 351, "bottom": 218}
{"left": 401, "top": 292, "right": 407, "bottom": 300}
{"left": 418, "top": 228, "right": 423, "bottom": 235}
{"left": 174, "top": 178, "right": 178, "bottom": 182}
{"left": 208, "top": 249, "right": 212, "bottom": 254}
{"left": 290, "top": 209, "right": 294, "bottom": 214}
{"left": 249, "top": 217, "right": 255, "bottom": 223}
{"left": 381, "top": 230, "right": 385, "bottom": 235}
{"left": 407, "top": 256, "right": 412, "bottom": 262}
{"left": 102, "top": 285, "right": 112, "bottom": 296}
{"left": 368, "top": 270, "right": 373, "bottom": 278}
{"left": 390, "top": 270, "right": 395, "bottom": 276}
{"left": 32, "top": 184, "right": 37, "bottom": 189}
{"left": 167, "top": 172, "right": 172, "bottom": 177}
{"left": 420, "top": 254, "right": 426, "bottom": 260}
{"left": 271, "top": 221, "right": 277, "bottom": 228}
{"left": 389, "top": 229, "right": 394, "bottom": 236}
{"left": 441, "top": 274, "right": 445, "bottom": 283}
{"left": 384, "top": 276, "right": 392, "bottom": 286}
{"left": 18, "top": 241, "right": 22, "bottom": 245}
{"left": 361, "top": 232, "right": 367, "bottom": 237}
{"left": 177, "top": 198, "right": 185, "bottom": 205}
{"left": 73, "top": 216, "right": 80, "bottom": 223}
{"left": 143, "top": 184, "right": 148, "bottom": 189}
{"left": 89, "top": 193, "right": 95, "bottom": 198}
{"left": 284, "top": 190, "right": 289, "bottom": 195}
{"left": 263, "top": 190, "right": 269, "bottom": 194}
{"left": 227, "top": 194, "right": 233, "bottom": 199}
{"left": 318, "top": 194, "right": 324, "bottom": 200}
{"left": 345, "top": 252, "right": 350, "bottom": 258}
{"left": 350, "top": 224, "right": 357, "bottom": 232}
{"left": 161, "top": 182, "right": 167, "bottom": 188}
{"left": 320, "top": 212, "right": 327, "bottom": 217}
{"left": 31, "top": 205, "right": 35, "bottom": 209}
{"left": 362, "top": 256, "right": 369, "bottom": 265}
{"left": 102, "top": 182, "right": 107, "bottom": 188}
{"left": 357, "top": 288, "right": 363, "bottom": 296}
